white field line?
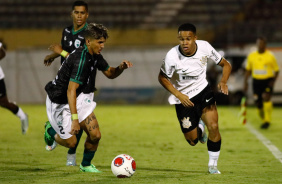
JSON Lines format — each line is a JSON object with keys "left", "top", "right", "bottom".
{"left": 245, "top": 122, "right": 282, "bottom": 164}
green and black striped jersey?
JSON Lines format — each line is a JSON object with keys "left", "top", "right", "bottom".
{"left": 60, "top": 24, "right": 88, "bottom": 64}
{"left": 45, "top": 45, "right": 109, "bottom": 104}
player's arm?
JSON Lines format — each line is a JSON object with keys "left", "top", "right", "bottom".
{"left": 44, "top": 44, "right": 69, "bottom": 66}
{"left": 217, "top": 58, "right": 232, "bottom": 95}
{"left": 158, "top": 70, "right": 194, "bottom": 107}
{"left": 269, "top": 71, "right": 279, "bottom": 88}
{"left": 67, "top": 81, "right": 80, "bottom": 135}
{"left": 244, "top": 69, "right": 252, "bottom": 94}
{"left": 0, "top": 42, "right": 6, "bottom": 60}
{"left": 102, "top": 60, "right": 133, "bottom": 79}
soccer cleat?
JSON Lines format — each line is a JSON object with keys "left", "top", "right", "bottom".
{"left": 46, "top": 141, "right": 57, "bottom": 151}
{"left": 66, "top": 153, "right": 77, "bottom": 166}
{"left": 208, "top": 166, "right": 221, "bottom": 174}
{"left": 80, "top": 164, "right": 102, "bottom": 173}
{"left": 199, "top": 120, "right": 208, "bottom": 144}
{"left": 44, "top": 121, "right": 55, "bottom": 146}
{"left": 21, "top": 114, "right": 29, "bottom": 134}
{"left": 261, "top": 122, "right": 270, "bottom": 129}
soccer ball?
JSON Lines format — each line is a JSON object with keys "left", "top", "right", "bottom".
{"left": 111, "top": 154, "right": 136, "bottom": 178}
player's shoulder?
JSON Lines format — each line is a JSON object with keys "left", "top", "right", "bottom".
{"left": 166, "top": 45, "right": 179, "bottom": 56}
{"left": 248, "top": 51, "right": 258, "bottom": 57}
{"left": 196, "top": 40, "right": 212, "bottom": 49}
{"left": 63, "top": 25, "right": 73, "bottom": 34}
{"left": 265, "top": 50, "right": 275, "bottom": 56}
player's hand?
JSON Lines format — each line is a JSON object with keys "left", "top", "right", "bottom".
{"left": 119, "top": 60, "right": 133, "bottom": 70}
{"left": 178, "top": 93, "right": 194, "bottom": 107}
{"left": 44, "top": 55, "right": 55, "bottom": 66}
{"left": 218, "top": 82, "right": 229, "bottom": 95}
{"left": 49, "top": 44, "right": 63, "bottom": 55}
{"left": 69, "top": 119, "right": 80, "bottom": 135}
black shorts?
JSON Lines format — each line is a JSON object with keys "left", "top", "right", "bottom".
{"left": 175, "top": 85, "right": 216, "bottom": 133}
{"left": 0, "top": 79, "right": 7, "bottom": 97}
{"left": 252, "top": 78, "right": 273, "bottom": 98}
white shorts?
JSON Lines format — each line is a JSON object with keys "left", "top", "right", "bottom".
{"left": 46, "top": 92, "right": 96, "bottom": 139}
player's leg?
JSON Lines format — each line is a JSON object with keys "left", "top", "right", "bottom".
{"left": 252, "top": 79, "right": 264, "bottom": 120}
{"left": 175, "top": 104, "right": 200, "bottom": 146}
{"left": 79, "top": 112, "right": 102, "bottom": 173}
{"left": 183, "top": 128, "right": 199, "bottom": 146}
{"left": 0, "top": 79, "right": 28, "bottom": 134}
{"left": 261, "top": 87, "right": 272, "bottom": 129}
{"left": 254, "top": 93, "right": 264, "bottom": 120}
{"left": 44, "top": 96, "right": 78, "bottom": 150}
{"left": 201, "top": 104, "right": 221, "bottom": 174}
{"left": 44, "top": 121, "right": 78, "bottom": 149}
{"left": 66, "top": 129, "right": 83, "bottom": 166}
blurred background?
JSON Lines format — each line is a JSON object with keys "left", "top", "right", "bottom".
{"left": 0, "top": 0, "right": 281, "bottom": 105}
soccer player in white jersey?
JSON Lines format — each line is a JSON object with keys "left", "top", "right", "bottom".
{"left": 0, "top": 41, "right": 29, "bottom": 134}
{"left": 158, "top": 23, "right": 231, "bottom": 174}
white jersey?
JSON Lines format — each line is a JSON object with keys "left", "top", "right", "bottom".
{"left": 0, "top": 42, "right": 5, "bottom": 80}
{"left": 160, "top": 40, "right": 222, "bottom": 104}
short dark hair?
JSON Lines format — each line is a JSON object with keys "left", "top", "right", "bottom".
{"left": 84, "top": 23, "right": 109, "bottom": 40}
{"left": 178, "top": 23, "right": 196, "bottom": 34}
{"left": 257, "top": 36, "right": 267, "bottom": 43}
{"left": 72, "top": 1, "right": 88, "bottom": 12}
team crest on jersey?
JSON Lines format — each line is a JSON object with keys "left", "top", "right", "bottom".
{"left": 74, "top": 39, "right": 81, "bottom": 48}
{"left": 57, "top": 121, "right": 62, "bottom": 126}
{"left": 200, "top": 56, "right": 208, "bottom": 66}
{"left": 182, "top": 117, "right": 192, "bottom": 129}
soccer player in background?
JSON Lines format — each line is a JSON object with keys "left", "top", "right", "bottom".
{"left": 44, "top": 23, "right": 133, "bottom": 172}
{"left": 43, "top": 1, "right": 89, "bottom": 166}
{"left": 244, "top": 36, "right": 279, "bottom": 129}
{"left": 0, "top": 41, "right": 29, "bottom": 134}
{"left": 158, "top": 23, "right": 231, "bottom": 174}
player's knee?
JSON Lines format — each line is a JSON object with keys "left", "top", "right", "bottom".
{"left": 186, "top": 138, "right": 198, "bottom": 146}
{"left": 67, "top": 141, "right": 77, "bottom": 149}
{"left": 65, "top": 138, "right": 77, "bottom": 149}
{"left": 0, "top": 99, "right": 8, "bottom": 108}
{"left": 209, "top": 122, "right": 219, "bottom": 131}
{"left": 89, "top": 132, "right": 101, "bottom": 144}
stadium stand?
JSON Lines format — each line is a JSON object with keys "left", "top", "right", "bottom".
{"left": 0, "top": 0, "right": 281, "bottom": 46}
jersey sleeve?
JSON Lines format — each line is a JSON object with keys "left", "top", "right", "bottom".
{"left": 96, "top": 54, "right": 110, "bottom": 71}
{"left": 270, "top": 52, "right": 280, "bottom": 72}
{"left": 160, "top": 53, "right": 175, "bottom": 79}
{"left": 245, "top": 53, "right": 253, "bottom": 71}
{"left": 205, "top": 42, "right": 222, "bottom": 64}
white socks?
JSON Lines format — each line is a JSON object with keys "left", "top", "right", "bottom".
{"left": 208, "top": 151, "right": 220, "bottom": 167}
{"left": 16, "top": 107, "right": 27, "bottom": 120}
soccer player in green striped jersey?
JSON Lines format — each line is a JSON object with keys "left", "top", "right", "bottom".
{"left": 44, "top": 23, "right": 133, "bottom": 172}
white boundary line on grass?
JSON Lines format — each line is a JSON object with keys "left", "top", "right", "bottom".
{"left": 245, "top": 122, "right": 282, "bottom": 164}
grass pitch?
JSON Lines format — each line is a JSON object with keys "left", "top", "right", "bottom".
{"left": 1, "top": 105, "right": 282, "bottom": 184}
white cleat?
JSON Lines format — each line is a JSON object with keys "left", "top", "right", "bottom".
{"left": 199, "top": 120, "right": 207, "bottom": 144}
{"left": 21, "top": 114, "right": 29, "bottom": 135}
{"left": 208, "top": 166, "right": 221, "bottom": 174}
{"left": 45, "top": 141, "right": 57, "bottom": 151}
{"left": 66, "top": 153, "right": 77, "bottom": 166}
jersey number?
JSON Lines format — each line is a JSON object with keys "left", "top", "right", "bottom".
{"left": 59, "top": 126, "right": 65, "bottom": 134}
